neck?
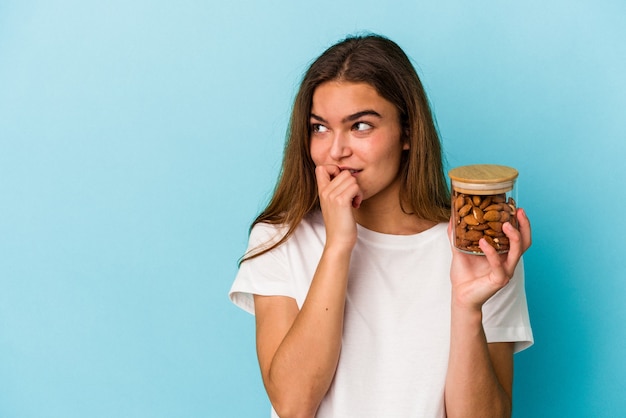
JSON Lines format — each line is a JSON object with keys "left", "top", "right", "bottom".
{"left": 354, "top": 191, "right": 437, "bottom": 235}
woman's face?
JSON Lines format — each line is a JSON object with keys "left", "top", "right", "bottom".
{"left": 309, "top": 81, "right": 408, "bottom": 206}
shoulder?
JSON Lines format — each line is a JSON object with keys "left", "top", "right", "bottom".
{"left": 249, "top": 211, "right": 324, "bottom": 249}
{"left": 249, "top": 221, "right": 288, "bottom": 244}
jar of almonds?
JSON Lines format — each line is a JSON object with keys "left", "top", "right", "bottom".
{"left": 448, "top": 164, "right": 519, "bottom": 255}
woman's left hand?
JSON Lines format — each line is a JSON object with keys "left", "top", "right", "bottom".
{"left": 449, "top": 208, "right": 532, "bottom": 311}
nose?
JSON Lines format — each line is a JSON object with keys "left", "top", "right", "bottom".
{"left": 329, "top": 131, "right": 352, "bottom": 161}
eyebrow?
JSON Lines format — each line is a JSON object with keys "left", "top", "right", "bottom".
{"left": 310, "top": 110, "right": 382, "bottom": 124}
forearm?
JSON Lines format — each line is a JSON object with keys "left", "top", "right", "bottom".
{"left": 444, "top": 302, "right": 512, "bottom": 418}
{"left": 265, "top": 245, "right": 351, "bottom": 417}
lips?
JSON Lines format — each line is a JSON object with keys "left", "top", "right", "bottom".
{"left": 340, "top": 167, "right": 362, "bottom": 174}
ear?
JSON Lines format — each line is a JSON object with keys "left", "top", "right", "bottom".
{"left": 402, "top": 126, "right": 410, "bottom": 150}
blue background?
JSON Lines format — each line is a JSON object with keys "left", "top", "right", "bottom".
{"left": 1, "top": 0, "right": 625, "bottom": 417}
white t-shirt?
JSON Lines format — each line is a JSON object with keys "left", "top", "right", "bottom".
{"left": 229, "top": 211, "right": 533, "bottom": 418}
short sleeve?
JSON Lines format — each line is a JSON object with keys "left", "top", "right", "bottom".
{"left": 228, "top": 223, "right": 292, "bottom": 316}
{"left": 482, "top": 258, "right": 534, "bottom": 353}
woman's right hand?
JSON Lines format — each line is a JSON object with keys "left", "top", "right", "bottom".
{"left": 315, "top": 165, "right": 362, "bottom": 250}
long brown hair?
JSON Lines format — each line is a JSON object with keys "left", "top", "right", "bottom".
{"left": 242, "top": 34, "right": 450, "bottom": 262}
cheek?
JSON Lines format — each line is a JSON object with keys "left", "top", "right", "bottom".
{"left": 371, "top": 141, "right": 404, "bottom": 166}
{"left": 309, "top": 141, "right": 325, "bottom": 165}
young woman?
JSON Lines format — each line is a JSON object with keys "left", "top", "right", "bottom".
{"left": 229, "top": 34, "right": 533, "bottom": 418}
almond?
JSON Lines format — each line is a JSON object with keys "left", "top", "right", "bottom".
{"left": 472, "top": 207, "right": 485, "bottom": 223}
{"left": 488, "top": 221, "right": 503, "bottom": 232}
{"left": 465, "top": 230, "right": 484, "bottom": 241}
{"left": 454, "top": 194, "right": 465, "bottom": 211}
{"left": 459, "top": 203, "right": 472, "bottom": 217}
{"left": 463, "top": 214, "right": 480, "bottom": 226}
{"left": 479, "top": 196, "right": 492, "bottom": 210}
{"left": 484, "top": 210, "right": 501, "bottom": 222}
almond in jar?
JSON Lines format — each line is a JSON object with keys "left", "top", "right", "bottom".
{"left": 448, "top": 164, "right": 519, "bottom": 255}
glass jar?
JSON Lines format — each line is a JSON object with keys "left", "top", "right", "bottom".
{"left": 448, "top": 164, "right": 519, "bottom": 255}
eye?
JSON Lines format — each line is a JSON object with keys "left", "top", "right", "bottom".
{"left": 311, "top": 123, "right": 329, "bottom": 134}
{"left": 353, "top": 122, "right": 373, "bottom": 132}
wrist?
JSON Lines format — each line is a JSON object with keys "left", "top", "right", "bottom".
{"left": 323, "top": 237, "right": 356, "bottom": 255}
{"left": 450, "top": 301, "right": 483, "bottom": 335}
{"left": 450, "top": 290, "right": 484, "bottom": 318}
{"left": 321, "top": 242, "right": 354, "bottom": 262}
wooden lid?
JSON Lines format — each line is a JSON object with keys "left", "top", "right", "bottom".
{"left": 449, "top": 164, "right": 518, "bottom": 183}
{"left": 448, "top": 164, "right": 518, "bottom": 194}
